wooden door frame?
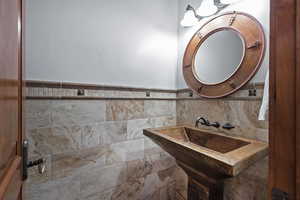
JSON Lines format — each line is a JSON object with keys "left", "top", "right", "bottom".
{"left": 14, "top": 0, "right": 299, "bottom": 199}
{"left": 269, "top": 0, "right": 299, "bottom": 199}
{"left": 0, "top": 0, "right": 24, "bottom": 199}
{"left": 296, "top": 0, "right": 300, "bottom": 199}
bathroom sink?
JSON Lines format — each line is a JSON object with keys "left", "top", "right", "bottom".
{"left": 143, "top": 125, "right": 268, "bottom": 177}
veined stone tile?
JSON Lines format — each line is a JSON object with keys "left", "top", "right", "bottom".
{"left": 144, "top": 138, "right": 163, "bottom": 155}
{"left": 24, "top": 176, "right": 80, "bottom": 200}
{"left": 82, "top": 124, "right": 102, "bottom": 148}
{"left": 127, "top": 159, "right": 153, "bottom": 180}
{"left": 152, "top": 116, "right": 176, "bottom": 128}
{"left": 107, "top": 139, "right": 144, "bottom": 164}
{"left": 27, "top": 126, "right": 82, "bottom": 156}
{"left": 52, "top": 145, "right": 109, "bottom": 180}
{"left": 98, "top": 121, "right": 127, "bottom": 145}
{"left": 111, "top": 178, "right": 145, "bottom": 200}
{"left": 80, "top": 163, "right": 127, "bottom": 199}
{"left": 25, "top": 100, "right": 52, "bottom": 130}
{"left": 83, "top": 187, "right": 115, "bottom": 200}
{"left": 51, "top": 101, "right": 106, "bottom": 127}
{"left": 127, "top": 118, "right": 154, "bottom": 140}
{"left": 141, "top": 172, "right": 175, "bottom": 199}
{"left": 160, "top": 183, "right": 176, "bottom": 200}
{"left": 106, "top": 100, "right": 145, "bottom": 121}
{"left": 145, "top": 152, "right": 176, "bottom": 174}
{"left": 144, "top": 101, "right": 176, "bottom": 118}
{"left": 142, "top": 189, "right": 160, "bottom": 200}
{"left": 176, "top": 100, "right": 268, "bottom": 142}
{"left": 126, "top": 153, "right": 176, "bottom": 181}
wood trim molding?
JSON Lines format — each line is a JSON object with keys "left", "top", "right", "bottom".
{"left": 183, "top": 12, "right": 266, "bottom": 99}
{"left": 26, "top": 80, "right": 264, "bottom": 94}
{"left": 26, "top": 96, "right": 262, "bottom": 101}
{"left": 26, "top": 80, "right": 177, "bottom": 93}
{"left": 177, "top": 82, "right": 264, "bottom": 94}
{"left": 0, "top": 157, "right": 21, "bottom": 200}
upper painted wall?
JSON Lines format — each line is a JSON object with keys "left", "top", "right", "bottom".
{"left": 176, "top": 0, "right": 270, "bottom": 89}
{"left": 25, "top": 0, "right": 179, "bottom": 89}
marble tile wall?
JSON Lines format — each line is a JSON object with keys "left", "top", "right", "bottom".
{"left": 24, "top": 99, "right": 182, "bottom": 200}
{"left": 24, "top": 82, "right": 268, "bottom": 200}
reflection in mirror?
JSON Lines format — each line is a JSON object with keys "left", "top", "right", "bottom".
{"left": 194, "top": 29, "right": 245, "bottom": 85}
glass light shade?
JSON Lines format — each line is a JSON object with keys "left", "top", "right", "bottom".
{"left": 220, "top": 0, "right": 240, "bottom": 3}
{"left": 180, "top": 10, "right": 199, "bottom": 27}
{"left": 197, "top": 0, "right": 218, "bottom": 17}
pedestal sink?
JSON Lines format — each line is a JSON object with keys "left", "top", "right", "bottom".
{"left": 143, "top": 125, "right": 268, "bottom": 200}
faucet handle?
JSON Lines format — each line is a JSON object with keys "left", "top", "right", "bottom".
{"left": 222, "top": 123, "right": 235, "bottom": 130}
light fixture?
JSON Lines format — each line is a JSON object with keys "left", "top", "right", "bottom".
{"left": 180, "top": 0, "right": 232, "bottom": 28}
{"left": 220, "top": 0, "right": 241, "bottom": 4}
{"left": 197, "top": 0, "right": 218, "bottom": 17}
{"left": 180, "top": 5, "right": 202, "bottom": 27}
{"left": 214, "top": 0, "right": 230, "bottom": 10}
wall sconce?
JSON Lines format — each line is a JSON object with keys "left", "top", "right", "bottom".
{"left": 180, "top": 5, "right": 202, "bottom": 27}
{"left": 180, "top": 0, "right": 232, "bottom": 28}
{"left": 220, "top": 0, "right": 241, "bottom": 3}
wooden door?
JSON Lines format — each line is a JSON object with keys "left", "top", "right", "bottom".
{"left": 0, "top": 0, "right": 24, "bottom": 199}
{"left": 269, "top": 0, "right": 299, "bottom": 199}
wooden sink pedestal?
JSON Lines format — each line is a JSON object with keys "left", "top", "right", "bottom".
{"left": 143, "top": 126, "right": 268, "bottom": 200}
{"left": 178, "top": 161, "right": 225, "bottom": 200}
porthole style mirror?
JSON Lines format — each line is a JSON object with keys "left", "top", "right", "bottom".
{"left": 183, "top": 12, "right": 266, "bottom": 98}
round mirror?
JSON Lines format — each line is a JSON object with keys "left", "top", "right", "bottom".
{"left": 194, "top": 29, "right": 245, "bottom": 85}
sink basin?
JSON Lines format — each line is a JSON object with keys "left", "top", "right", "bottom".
{"left": 143, "top": 125, "right": 268, "bottom": 177}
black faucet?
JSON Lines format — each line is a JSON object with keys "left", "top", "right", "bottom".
{"left": 222, "top": 123, "right": 235, "bottom": 130}
{"left": 195, "top": 117, "right": 220, "bottom": 128}
{"left": 195, "top": 117, "right": 209, "bottom": 127}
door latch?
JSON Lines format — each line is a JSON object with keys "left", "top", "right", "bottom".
{"left": 22, "top": 140, "right": 46, "bottom": 180}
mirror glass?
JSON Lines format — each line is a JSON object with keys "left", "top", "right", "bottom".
{"left": 194, "top": 29, "right": 245, "bottom": 85}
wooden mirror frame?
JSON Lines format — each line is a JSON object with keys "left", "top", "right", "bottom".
{"left": 183, "top": 11, "right": 266, "bottom": 98}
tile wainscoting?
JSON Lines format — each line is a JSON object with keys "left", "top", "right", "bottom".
{"left": 24, "top": 81, "right": 268, "bottom": 200}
